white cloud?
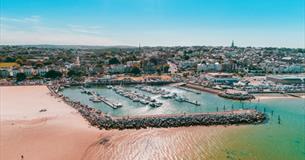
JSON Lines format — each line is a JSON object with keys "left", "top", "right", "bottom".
{"left": 1, "top": 16, "right": 41, "bottom": 24}
{"left": 0, "top": 16, "right": 119, "bottom": 45}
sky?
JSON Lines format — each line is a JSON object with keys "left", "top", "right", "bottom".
{"left": 0, "top": 0, "right": 304, "bottom": 48}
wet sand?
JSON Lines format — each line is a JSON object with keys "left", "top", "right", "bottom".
{"left": 0, "top": 85, "right": 236, "bottom": 160}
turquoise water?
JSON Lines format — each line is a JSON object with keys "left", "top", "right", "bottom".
{"left": 62, "top": 86, "right": 261, "bottom": 116}
{"left": 217, "top": 99, "right": 305, "bottom": 160}
{"left": 61, "top": 86, "right": 305, "bottom": 160}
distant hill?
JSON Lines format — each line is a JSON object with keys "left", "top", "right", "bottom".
{"left": 0, "top": 44, "right": 136, "bottom": 49}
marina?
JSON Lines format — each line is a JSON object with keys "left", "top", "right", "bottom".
{"left": 60, "top": 85, "right": 257, "bottom": 117}
{"left": 82, "top": 87, "right": 123, "bottom": 109}
{"left": 135, "top": 85, "right": 170, "bottom": 95}
{"left": 111, "top": 86, "right": 163, "bottom": 108}
{"left": 55, "top": 85, "right": 266, "bottom": 130}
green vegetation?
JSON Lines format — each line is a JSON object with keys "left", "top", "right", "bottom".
{"left": 44, "top": 70, "right": 62, "bottom": 79}
{"left": 109, "top": 57, "right": 120, "bottom": 64}
{"left": 130, "top": 66, "right": 141, "bottom": 75}
{"left": 16, "top": 73, "right": 26, "bottom": 81}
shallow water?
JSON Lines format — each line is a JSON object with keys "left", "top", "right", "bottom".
{"left": 62, "top": 86, "right": 305, "bottom": 160}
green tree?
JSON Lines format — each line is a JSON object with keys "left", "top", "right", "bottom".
{"left": 44, "top": 70, "right": 62, "bottom": 79}
{"left": 67, "top": 69, "right": 84, "bottom": 78}
{"left": 108, "top": 57, "right": 120, "bottom": 64}
{"left": 4, "top": 56, "right": 16, "bottom": 62}
{"left": 16, "top": 73, "right": 26, "bottom": 81}
{"left": 131, "top": 66, "right": 141, "bottom": 75}
{"left": 16, "top": 58, "right": 24, "bottom": 65}
{"left": 163, "top": 64, "right": 170, "bottom": 73}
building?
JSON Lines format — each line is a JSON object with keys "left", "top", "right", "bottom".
{"left": 167, "top": 62, "right": 178, "bottom": 74}
{"left": 267, "top": 75, "right": 305, "bottom": 85}
{"left": 204, "top": 73, "right": 239, "bottom": 85}
{"left": 126, "top": 61, "right": 141, "bottom": 67}
{"left": 108, "top": 64, "right": 126, "bottom": 74}
{"left": 197, "top": 62, "right": 222, "bottom": 72}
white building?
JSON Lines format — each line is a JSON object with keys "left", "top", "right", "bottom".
{"left": 197, "top": 62, "right": 222, "bottom": 72}
{"left": 108, "top": 64, "right": 126, "bottom": 74}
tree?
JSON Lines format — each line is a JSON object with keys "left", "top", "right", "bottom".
{"left": 4, "top": 56, "right": 16, "bottom": 62}
{"left": 182, "top": 54, "right": 190, "bottom": 60}
{"left": 44, "top": 70, "right": 62, "bottom": 79}
{"left": 16, "top": 73, "right": 26, "bottom": 82}
{"left": 108, "top": 57, "right": 120, "bottom": 64}
{"left": 16, "top": 58, "right": 24, "bottom": 66}
{"left": 131, "top": 66, "right": 141, "bottom": 75}
{"left": 67, "top": 68, "right": 84, "bottom": 78}
{"left": 163, "top": 64, "right": 170, "bottom": 73}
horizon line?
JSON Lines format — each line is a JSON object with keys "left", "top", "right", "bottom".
{"left": 0, "top": 43, "right": 304, "bottom": 49}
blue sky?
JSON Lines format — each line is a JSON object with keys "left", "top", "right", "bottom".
{"left": 1, "top": 0, "right": 304, "bottom": 48}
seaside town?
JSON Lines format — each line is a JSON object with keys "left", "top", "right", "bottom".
{"left": 1, "top": 0, "right": 305, "bottom": 160}
{"left": 1, "top": 43, "right": 305, "bottom": 100}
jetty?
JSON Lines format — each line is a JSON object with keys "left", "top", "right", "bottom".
{"left": 175, "top": 96, "right": 200, "bottom": 106}
{"left": 86, "top": 90, "right": 122, "bottom": 109}
{"left": 111, "top": 86, "right": 162, "bottom": 107}
{"left": 97, "top": 96, "right": 122, "bottom": 109}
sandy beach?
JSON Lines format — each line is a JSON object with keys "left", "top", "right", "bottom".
{"left": 0, "top": 86, "right": 101, "bottom": 160}
{"left": 0, "top": 85, "right": 237, "bottom": 160}
{"left": 253, "top": 93, "right": 303, "bottom": 100}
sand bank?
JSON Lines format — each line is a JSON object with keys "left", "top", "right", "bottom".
{"left": 0, "top": 85, "right": 237, "bottom": 160}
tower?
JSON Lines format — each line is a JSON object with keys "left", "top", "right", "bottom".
{"left": 75, "top": 54, "right": 80, "bottom": 66}
{"left": 231, "top": 40, "right": 235, "bottom": 48}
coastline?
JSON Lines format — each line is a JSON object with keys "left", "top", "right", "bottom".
{"left": 0, "top": 85, "right": 262, "bottom": 160}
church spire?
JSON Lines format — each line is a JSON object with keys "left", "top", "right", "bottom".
{"left": 231, "top": 40, "right": 235, "bottom": 48}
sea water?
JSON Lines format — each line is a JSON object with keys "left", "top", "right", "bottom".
{"left": 61, "top": 86, "right": 305, "bottom": 160}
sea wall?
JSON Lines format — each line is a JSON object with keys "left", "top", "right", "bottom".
{"left": 218, "top": 93, "right": 255, "bottom": 101}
